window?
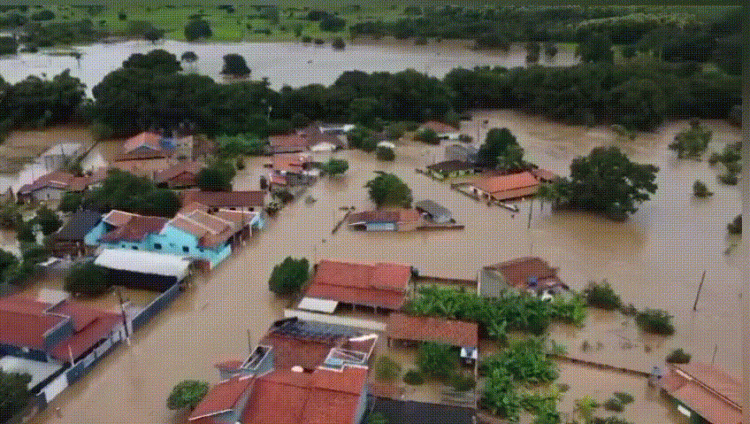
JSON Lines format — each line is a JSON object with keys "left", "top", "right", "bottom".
{"left": 183, "top": 246, "right": 189, "bottom": 253}
{"left": 154, "top": 243, "right": 162, "bottom": 250}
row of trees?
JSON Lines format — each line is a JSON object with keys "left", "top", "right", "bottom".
{"left": 87, "top": 49, "right": 740, "bottom": 142}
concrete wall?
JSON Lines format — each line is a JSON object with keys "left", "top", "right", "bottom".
{"left": 283, "top": 309, "right": 386, "bottom": 331}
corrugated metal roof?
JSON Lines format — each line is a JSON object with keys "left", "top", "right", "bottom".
{"left": 298, "top": 297, "right": 339, "bottom": 314}
{"left": 94, "top": 249, "right": 190, "bottom": 280}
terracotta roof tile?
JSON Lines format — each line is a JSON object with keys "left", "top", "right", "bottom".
{"left": 472, "top": 171, "right": 539, "bottom": 197}
{"left": 426, "top": 160, "right": 475, "bottom": 173}
{"left": 387, "top": 313, "right": 479, "bottom": 347}
{"left": 181, "top": 190, "right": 265, "bottom": 208}
{"left": 100, "top": 215, "right": 168, "bottom": 243}
{"left": 269, "top": 134, "right": 308, "bottom": 152}
{"left": 662, "top": 362, "right": 741, "bottom": 424}
{"left": 154, "top": 161, "right": 203, "bottom": 184}
{"left": 189, "top": 376, "right": 255, "bottom": 422}
{"left": 484, "top": 257, "right": 563, "bottom": 291}
{"left": 122, "top": 132, "right": 163, "bottom": 154}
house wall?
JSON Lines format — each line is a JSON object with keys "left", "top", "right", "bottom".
{"left": 478, "top": 269, "right": 512, "bottom": 298}
{"left": 156, "top": 225, "right": 231, "bottom": 267}
{"left": 352, "top": 384, "right": 369, "bottom": 424}
{"left": 30, "top": 187, "right": 67, "bottom": 202}
{"left": 84, "top": 221, "right": 110, "bottom": 246}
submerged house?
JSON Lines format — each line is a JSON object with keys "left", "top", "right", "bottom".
{"left": 16, "top": 171, "right": 92, "bottom": 203}
{"left": 50, "top": 209, "right": 103, "bottom": 257}
{"left": 154, "top": 161, "right": 203, "bottom": 188}
{"left": 470, "top": 171, "right": 540, "bottom": 202}
{"left": 426, "top": 160, "right": 477, "bottom": 180}
{"left": 478, "top": 257, "right": 568, "bottom": 298}
{"left": 418, "top": 121, "right": 461, "bottom": 140}
{"left": 386, "top": 313, "right": 479, "bottom": 365}
{"left": 661, "top": 362, "right": 741, "bottom": 424}
{"left": 348, "top": 209, "right": 421, "bottom": 232}
{"left": 414, "top": 200, "right": 453, "bottom": 224}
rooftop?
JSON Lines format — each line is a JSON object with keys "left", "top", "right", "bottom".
{"left": 420, "top": 121, "right": 458, "bottom": 134}
{"left": 426, "top": 160, "right": 475, "bottom": 173}
{"left": 188, "top": 375, "right": 255, "bottom": 422}
{"left": 414, "top": 200, "right": 452, "bottom": 219}
{"left": 484, "top": 257, "right": 564, "bottom": 291}
{"left": 181, "top": 190, "right": 265, "bottom": 208}
{"left": 387, "top": 313, "right": 478, "bottom": 348}
{"left": 122, "top": 132, "right": 163, "bottom": 154}
{"left": 269, "top": 133, "right": 309, "bottom": 151}
{"left": 94, "top": 248, "right": 191, "bottom": 280}
{"left": 99, "top": 213, "right": 168, "bottom": 243}
{"left": 348, "top": 209, "right": 421, "bottom": 225}
{"left": 17, "top": 171, "right": 91, "bottom": 194}
{"left": 471, "top": 171, "right": 539, "bottom": 196}
{"left": 154, "top": 161, "right": 203, "bottom": 184}
{"left": 53, "top": 210, "right": 102, "bottom": 241}
{"left": 661, "top": 362, "right": 741, "bottom": 424}
{"left": 170, "top": 209, "right": 236, "bottom": 248}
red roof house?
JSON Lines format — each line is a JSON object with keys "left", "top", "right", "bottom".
{"left": 386, "top": 313, "right": 479, "bottom": 348}
{"left": 419, "top": 121, "right": 459, "bottom": 137}
{"left": 269, "top": 134, "right": 309, "bottom": 154}
{"left": 154, "top": 161, "right": 204, "bottom": 188}
{"left": 122, "top": 132, "right": 164, "bottom": 154}
{"left": 479, "top": 256, "right": 568, "bottom": 297}
{"left": 470, "top": 171, "right": 540, "bottom": 201}
{"left": 302, "top": 260, "right": 412, "bottom": 311}
{"left": 661, "top": 362, "right": 741, "bottom": 424}
{"left": 17, "top": 171, "right": 94, "bottom": 202}
{"left": 181, "top": 190, "right": 265, "bottom": 212}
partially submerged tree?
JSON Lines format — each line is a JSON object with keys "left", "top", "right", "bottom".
{"left": 669, "top": 120, "right": 712, "bottom": 160}
{"left": 416, "top": 342, "right": 457, "bottom": 380}
{"left": 64, "top": 262, "right": 111, "bottom": 296}
{"left": 322, "top": 158, "right": 349, "bottom": 176}
{"left": 221, "top": 54, "right": 251, "bottom": 77}
{"left": 692, "top": 180, "right": 713, "bottom": 198}
{"left": 0, "top": 370, "right": 32, "bottom": 422}
{"left": 583, "top": 280, "right": 622, "bottom": 310}
{"left": 268, "top": 256, "right": 309, "bottom": 295}
{"left": 374, "top": 355, "right": 402, "bottom": 381}
{"left": 727, "top": 214, "right": 741, "bottom": 235}
{"left": 375, "top": 146, "right": 395, "bottom": 161}
{"left": 197, "top": 163, "right": 235, "bottom": 191}
{"left": 167, "top": 380, "right": 209, "bottom": 410}
{"left": 477, "top": 127, "right": 519, "bottom": 168}
{"left": 365, "top": 172, "right": 412, "bottom": 208}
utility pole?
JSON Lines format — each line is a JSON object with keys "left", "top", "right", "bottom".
{"left": 711, "top": 344, "right": 718, "bottom": 366}
{"left": 247, "top": 329, "right": 253, "bottom": 354}
{"left": 692, "top": 270, "right": 706, "bottom": 311}
{"left": 114, "top": 286, "right": 130, "bottom": 341}
{"left": 527, "top": 198, "right": 534, "bottom": 229}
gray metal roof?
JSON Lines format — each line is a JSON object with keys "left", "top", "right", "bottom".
{"left": 53, "top": 210, "right": 102, "bottom": 241}
{"left": 415, "top": 200, "right": 452, "bottom": 219}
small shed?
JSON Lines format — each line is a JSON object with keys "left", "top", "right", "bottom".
{"left": 94, "top": 249, "right": 191, "bottom": 292}
{"left": 414, "top": 200, "right": 453, "bottom": 224}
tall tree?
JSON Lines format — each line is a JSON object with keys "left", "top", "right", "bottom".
{"left": 184, "top": 18, "right": 212, "bottom": 41}
{"left": 268, "top": 257, "right": 309, "bottom": 295}
{"left": 477, "top": 127, "right": 519, "bottom": 168}
{"left": 221, "top": 54, "right": 251, "bottom": 77}
{"left": 122, "top": 49, "right": 181, "bottom": 74}
{"left": 576, "top": 33, "right": 614, "bottom": 63}
{"left": 365, "top": 172, "right": 413, "bottom": 208}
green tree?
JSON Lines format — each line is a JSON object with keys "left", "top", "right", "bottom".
{"left": 543, "top": 42, "right": 558, "bottom": 61}
{"left": 692, "top": 180, "right": 712, "bottom": 198}
{"left": 144, "top": 28, "right": 164, "bottom": 44}
{"left": 477, "top": 127, "right": 519, "bottom": 168}
{"left": 727, "top": 214, "right": 741, "bottom": 235}
{"left": 668, "top": 120, "right": 712, "bottom": 159}
{"left": 666, "top": 348, "right": 691, "bottom": 364}
{"left": 374, "top": 355, "right": 401, "bottom": 381}
{"left": 58, "top": 191, "right": 83, "bottom": 212}
{"left": 367, "top": 412, "right": 389, "bottom": 424}
{"left": 583, "top": 280, "right": 621, "bottom": 310}
{"left": 332, "top": 37, "right": 345, "bottom": 50}
{"left": 184, "top": 18, "right": 212, "bottom": 41}
{"left": 365, "top": 172, "right": 412, "bottom": 208}
{"left": 16, "top": 223, "right": 35, "bottom": 244}
{"left": 525, "top": 42, "right": 541, "bottom": 63}
{"left": 322, "top": 159, "right": 349, "bottom": 176}
{"left": 0, "top": 249, "right": 18, "bottom": 277}
{"left": 167, "top": 380, "right": 209, "bottom": 410}
{"left": 635, "top": 309, "right": 674, "bottom": 335}
{"left": 480, "top": 368, "right": 521, "bottom": 421}
{"left": 375, "top": 146, "right": 395, "bottom": 161}
{"left": 0, "top": 370, "right": 32, "bottom": 422}
{"left": 415, "top": 127, "right": 439, "bottom": 145}
{"left": 576, "top": 33, "right": 614, "bottom": 63}
{"left": 268, "top": 256, "right": 309, "bottom": 295}
{"left": 551, "top": 147, "right": 658, "bottom": 219}
{"left": 221, "top": 54, "right": 251, "bottom": 77}
{"left": 122, "top": 49, "right": 181, "bottom": 74}
{"left": 65, "top": 262, "right": 111, "bottom": 296}
{"left": 84, "top": 170, "right": 180, "bottom": 217}
{"left": 0, "top": 36, "right": 18, "bottom": 55}
{"left": 197, "top": 166, "right": 234, "bottom": 191}
{"left": 416, "top": 342, "right": 457, "bottom": 380}
{"left": 180, "top": 51, "right": 198, "bottom": 72}
{"left": 34, "top": 206, "right": 61, "bottom": 235}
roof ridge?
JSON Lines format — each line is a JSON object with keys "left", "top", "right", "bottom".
{"left": 176, "top": 213, "right": 218, "bottom": 235}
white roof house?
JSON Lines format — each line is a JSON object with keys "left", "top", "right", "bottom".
{"left": 94, "top": 249, "right": 191, "bottom": 281}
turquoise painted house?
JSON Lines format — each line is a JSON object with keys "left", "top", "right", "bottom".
{"left": 86, "top": 208, "right": 259, "bottom": 268}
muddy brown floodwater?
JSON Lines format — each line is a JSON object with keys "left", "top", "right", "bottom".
{"left": 29, "top": 110, "right": 742, "bottom": 424}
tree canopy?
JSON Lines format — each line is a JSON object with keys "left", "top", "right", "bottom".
{"left": 196, "top": 162, "right": 235, "bottom": 191}
{"left": 167, "top": 380, "right": 209, "bottom": 410}
{"left": 477, "top": 128, "right": 521, "bottom": 169}
{"left": 547, "top": 146, "right": 658, "bottom": 219}
{"left": 83, "top": 169, "right": 180, "bottom": 217}
{"left": 322, "top": 158, "right": 349, "bottom": 176}
{"left": 184, "top": 18, "right": 212, "bottom": 41}
{"left": 221, "top": 54, "right": 251, "bottom": 77}
{"left": 122, "top": 49, "right": 181, "bottom": 74}
{"left": 64, "top": 262, "right": 111, "bottom": 296}
{"left": 417, "top": 342, "right": 457, "bottom": 380}
{"left": 0, "top": 370, "right": 32, "bottom": 422}
{"left": 33, "top": 206, "right": 61, "bottom": 235}
{"left": 268, "top": 257, "right": 309, "bottom": 295}
{"left": 668, "top": 119, "right": 712, "bottom": 159}
{"left": 365, "top": 172, "right": 412, "bottom": 208}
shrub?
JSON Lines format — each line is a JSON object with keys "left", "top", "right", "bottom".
{"left": 417, "top": 342, "right": 457, "bottom": 380}
{"left": 374, "top": 355, "right": 401, "bottom": 381}
{"left": 666, "top": 348, "right": 691, "bottom": 364}
{"left": 620, "top": 303, "right": 637, "bottom": 316}
{"left": 727, "top": 214, "right": 742, "bottom": 234}
{"left": 375, "top": 146, "right": 395, "bottom": 161}
{"left": 167, "top": 380, "right": 209, "bottom": 410}
{"left": 583, "top": 280, "right": 621, "bottom": 310}
{"left": 557, "top": 383, "right": 570, "bottom": 392}
{"left": 267, "top": 256, "right": 309, "bottom": 295}
{"left": 603, "top": 397, "right": 623, "bottom": 412}
{"left": 403, "top": 369, "right": 424, "bottom": 385}
{"left": 719, "top": 172, "right": 738, "bottom": 185}
{"left": 415, "top": 128, "right": 440, "bottom": 144}
{"left": 692, "top": 180, "right": 713, "bottom": 197}
{"left": 613, "top": 392, "right": 634, "bottom": 404}
{"left": 64, "top": 262, "right": 111, "bottom": 296}
{"left": 331, "top": 37, "right": 345, "bottom": 50}
{"left": 635, "top": 309, "right": 674, "bottom": 335}
{"left": 449, "top": 372, "right": 476, "bottom": 391}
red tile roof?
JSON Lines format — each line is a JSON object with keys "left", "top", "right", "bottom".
{"left": 661, "top": 362, "right": 741, "bottom": 424}
{"left": 189, "top": 375, "right": 255, "bottom": 422}
{"left": 260, "top": 333, "right": 339, "bottom": 371}
{"left": 17, "top": 171, "right": 92, "bottom": 195}
{"left": 484, "top": 257, "right": 564, "bottom": 291}
{"left": 269, "top": 134, "right": 309, "bottom": 152}
{"left": 241, "top": 367, "right": 368, "bottom": 424}
{"left": 100, "top": 214, "right": 168, "bottom": 243}
{"left": 122, "top": 132, "right": 163, "bottom": 154}
{"left": 387, "top": 313, "right": 478, "bottom": 348}
{"left": 529, "top": 168, "right": 558, "bottom": 182}
{"left": 0, "top": 296, "right": 120, "bottom": 361}
{"left": 181, "top": 190, "right": 265, "bottom": 208}
{"left": 273, "top": 154, "right": 309, "bottom": 173}
{"left": 170, "top": 210, "right": 236, "bottom": 248}
{"left": 420, "top": 121, "right": 459, "bottom": 134}
{"left": 154, "top": 161, "right": 203, "bottom": 184}
{"left": 472, "top": 171, "right": 539, "bottom": 199}
{"left": 102, "top": 210, "right": 137, "bottom": 227}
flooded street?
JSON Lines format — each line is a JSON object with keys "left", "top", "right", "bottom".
{"left": 0, "top": 39, "right": 578, "bottom": 94}
{"left": 27, "top": 111, "right": 742, "bottom": 424}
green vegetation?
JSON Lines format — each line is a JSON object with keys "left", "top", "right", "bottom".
{"left": 593, "top": 417, "right": 633, "bottom": 424}
{"left": 692, "top": 180, "right": 713, "bottom": 198}
{"left": 402, "top": 369, "right": 424, "bottom": 385}
{"left": 375, "top": 146, "right": 395, "bottom": 161}
{"left": 321, "top": 158, "right": 349, "bottom": 176}
{"left": 221, "top": 53, "right": 251, "bottom": 77}
{"left": 668, "top": 119, "right": 712, "bottom": 159}
{"left": 541, "top": 146, "right": 658, "bottom": 220}
{"left": 216, "top": 134, "right": 267, "bottom": 157}
{"left": 366, "top": 412, "right": 389, "bottom": 424}
{"left": 480, "top": 368, "right": 521, "bottom": 421}
{"left": 521, "top": 392, "right": 560, "bottom": 424}
{"left": 33, "top": 206, "right": 61, "bottom": 235}
{"left": 477, "top": 127, "right": 533, "bottom": 172}
{"left": 83, "top": 169, "right": 180, "bottom": 217}
{"left": 268, "top": 256, "right": 309, "bottom": 295}
{"left": 0, "top": 36, "right": 17, "bottom": 55}
{"left": 727, "top": 214, "right": 741, "bottom": 235}
{"left": 64, "top": 262, "right": 111, "bottom": 296}
{"left": 583, "top": 280, "right": 621, "bottom": 310}
{"left": 184, "top": 18, "right": 212, "bottom": 41}
{"left": 374, "top": 355, "right": 401, "bottom": 382}
{"left": 414, "top": 127, "right": 439, "bottom": 145}
{"left": 407, "top": 285, "right": 586, "bottom": 341}
{"left": 449, "top": 372, "right": 476, "bottom": 392}
{"left": 123, "top": 49, "right": 181, "bottom": 73}
{"left": 666, "top": 348, "right": 692, "bottom": 364}
{"left": 196, "top": 162, "right": 235, "bottom": 191}
{"left": 0, "top": 370, "right": 32, "bottom": 422}
{"left": 613, "top": 392, "right": 634, "bottom": 405}
{"left": 709, "top": 142, "right": 741, "bottom": 186}
{"left": 365, "top": 172, "right": 412, "bottom": 208}
{"left": 166, "top": 380, "right": 209, "bottom": 410}
{"left": 603, "top": 397, "right": 624, "bottom": 412}
{"left": 635, "top": 308, "right": 674, "bottom": 335}
{"left": 480, "top": 338, "right": 558, "bottom": 384}
{"left": 416, "top": 342, "right": 457, "bottom": 380}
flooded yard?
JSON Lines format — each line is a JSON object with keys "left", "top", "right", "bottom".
{"left": 28, "top": 110, "right": 742, "bottom": 423}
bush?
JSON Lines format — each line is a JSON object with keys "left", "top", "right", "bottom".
{"left": 727, "top": 214, "right": 741, "bottom": 234}
{"left": 331, "top": 37, "right": 345, "bottom": 50}
{"left": 64, "top": 262, "right": 111, "bottom": 296}
{"left": 415, "top": 128, "right": 440, "bottom": 144}
{"left": 403, "top": 369, "right": 424, "bottom": 385}
{"left": 34, "top": 206, "right": 61, "bottom": 235}
{"left": 374, "top": 356, "right": 401, "bottom": 381}
{"left": 719, "top": 172, "right": 738, "bottom": 185}
{"left": 449, "top": 372, "right": 476, "bottom": 391}
{"left": 603, "top": 397, "right": 623, "bottom": 412}
{"left": 613, "top": 392, "right": 634, "bottom": 404}
{"left": 184, "top": 18, "right": 212, "bottom": 41}
{"left": 692, "top": 180, "right": 713, "bottom": 197}
{"left": 167, "top": 380, "right": 209, "bottom": 410}
{"left": 268, "top": 256, "right": 309, "bottom": 295}
{"left": 635, "top": 309, "right": 674, "bottom": 335}
{"left": 666, "top": 348, "right": 691, "bottom": 364}
{"left": 417, "top": 342, "right": 457, "bottom": 380}
{"left": 583, "top": 280, "right": 621, "bottom": 310}
{"left": 375, "top": 146, "right": 395, "bottom": 161}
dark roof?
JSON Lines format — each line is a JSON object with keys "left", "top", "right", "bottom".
{"left": 181, "top": 190, "right": 266, "bottom": 208}
{"left": 414, "top": 200, "right": 451, "bottom": 219}
{"left": 100, "top": 215, "right": 168, "bottom": 243}
{"left": 54, "top": 210, "right": 102, "bottom": 241}
{"left": 348, "top": 209, "right": 421, "bottom": 225}
{"left": 368, "top": 397, "right": 475, "bottom": 424}
{"left": 426, "top": 160, "right": 475, "bottom": 173}
{"left": 154, "top": 161, "right": 203, "bottom": 184}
